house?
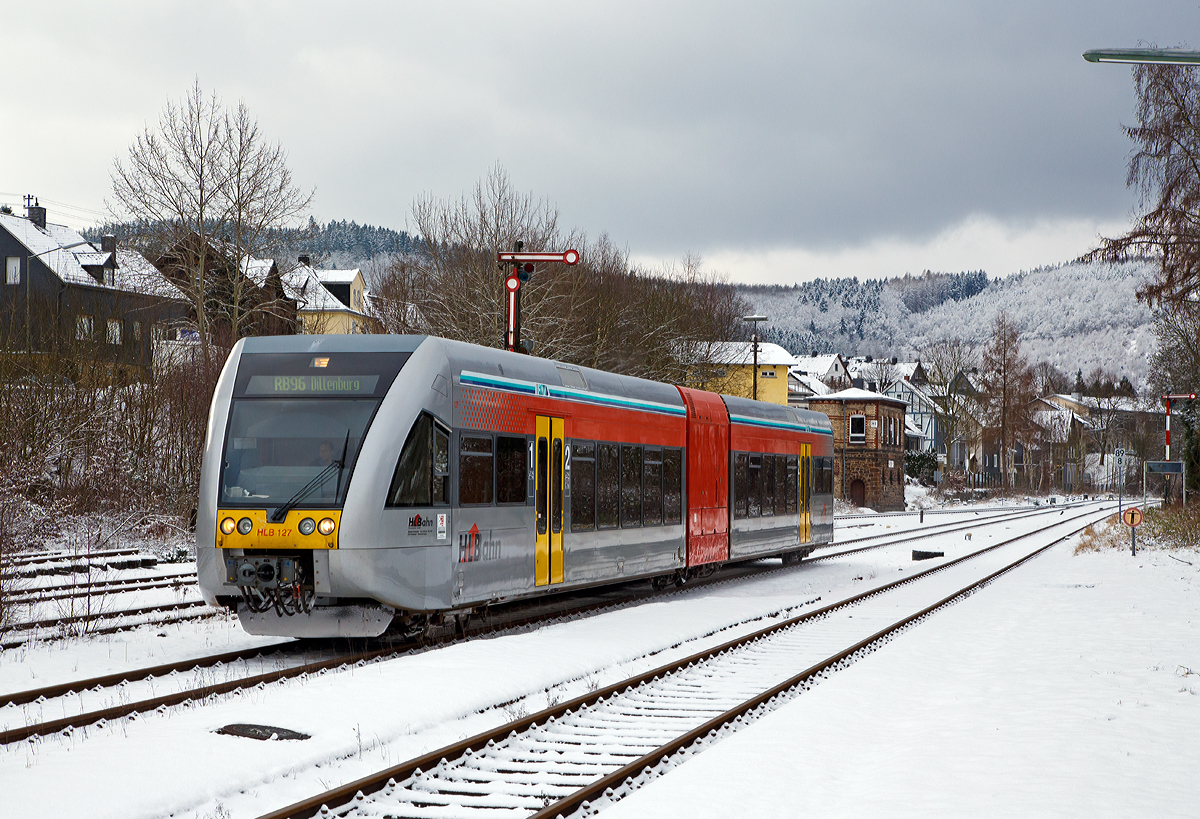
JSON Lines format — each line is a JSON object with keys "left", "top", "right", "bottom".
{"left": 153, "top": 235, "right": 298, "bottom": 343}
{"left": 0, "top": 201, "right": 186, "bottom": 379}
{"left": 284, "top": 257, "right": 376, "bottom": 334}
{"left": 884, "top": 372, "right": 938, "bottom": 454}
{"left": 790, "top": 353, "right": 850, "bottom": 390}
{"left": 808, "top": 387, "right": 908, "bottom": 511}
{"left": 787, "top": 369, "right": 830, "bottom": 407}
{"left": 704, "top": 341, "right": 795, "bottom": 405}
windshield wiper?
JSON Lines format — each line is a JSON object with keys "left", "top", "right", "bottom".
{"left": 269, "top": 431, "right": 351, "bottom": 523}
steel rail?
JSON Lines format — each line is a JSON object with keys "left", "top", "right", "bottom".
{"left": 1, "top": 503, "right": 1101, "bottom": 747}
{"left": 8, "top": 575, "right": 195, "bottom": 606}
{"left": 0, "top": 608, "right": 225, "bottom": 651}
{"left": 1, "top": 599, "right": 211, "bottom": 633}
{"left": 253, "top": 502, "right": 1113, "bottom": 819}
{"left": 17, "top": 568, "right": 194, "bottom": 596}
{"left": 534, "top": 506, "right": 1113, "bottom": 819}
{"left": 0, "top": 641, "right": 295, "bottom": 708}
{"left": 4, "top": 546, "right": 142, "bottom": 569}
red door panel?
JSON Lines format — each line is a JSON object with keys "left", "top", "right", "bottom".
{"left": 677, "top": 386, "right": 730, "bottom": 566}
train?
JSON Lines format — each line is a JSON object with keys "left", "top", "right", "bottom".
{"left": 196, "top": 335, "right": 836, "bottom": 638}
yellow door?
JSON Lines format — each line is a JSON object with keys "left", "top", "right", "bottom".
{"left": 801, "top": 443, "right": 811, "bottom": 542}
{"left": 534, "top": 416, "right": 565, "bottom": 586}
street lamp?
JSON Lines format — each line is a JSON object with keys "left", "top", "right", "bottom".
{"left": 1084, "top": 49, "right": 1200, "bottom": 65}
{"left": 742, "top": 314, "right": 767, "bottom": 401}
{"left": 26, "top": 240, "right": 93, "bottom": 354}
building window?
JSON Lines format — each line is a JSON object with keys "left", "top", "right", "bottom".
{"left": 107, "top": 319, "right": 122, "bottom": 345}
{"left": 849, "top": 415, "right": 866, "bottom": 444}
{"left": 132, "top": 321, "right": 142, "bottom": 343}
{"left": 5, "top": 257, "right": 18, "bottom": 285}
{"left": 760, "top": 370, "right": 776, "bottom": 378}
{"left": 76, "top": 315, "right": 93, "bottom": 341}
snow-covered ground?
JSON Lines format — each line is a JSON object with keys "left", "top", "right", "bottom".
{"left": 605, "top": 534, "right": 1200, "bottom": 818}
{"left": 4, "top": 501, "right": 1189, "bottom": 818}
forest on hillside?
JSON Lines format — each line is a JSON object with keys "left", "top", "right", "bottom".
{"left": 741, "top": 262, "right": 1157, "bottom": 387}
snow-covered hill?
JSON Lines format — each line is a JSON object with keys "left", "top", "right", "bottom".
{"left": 741, "top": 260, "right": 1157, "bottom": 386}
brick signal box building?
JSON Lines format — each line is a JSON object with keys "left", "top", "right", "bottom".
{"left": 808, "top": 387, "right": 907, "bottom": 511}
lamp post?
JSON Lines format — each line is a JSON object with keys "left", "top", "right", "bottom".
{"left": 1084, "top": 49, "right": 1200, "bottom": 65}
{"left": 26, "top": 240, "right": 92, "bottom": 355}
{"left": 742, "top": 314, "right": 767, "bottom": 401}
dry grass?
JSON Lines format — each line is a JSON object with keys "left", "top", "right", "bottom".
{"left": 1074, "top": 514, "right": 1126, "bottom": 554}
{"left": 1075, "top": 505, "right": 1200, "bottom": 554}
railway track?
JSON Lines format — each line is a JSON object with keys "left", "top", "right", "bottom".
{"left": 254, "top": 501, "right": 1116, "bottom": 819}
{"left": 6, "top": 571, "right": 195, "bottom": 606}
{"left": 0, "top": 501, "right": 1090, "bottom": 747}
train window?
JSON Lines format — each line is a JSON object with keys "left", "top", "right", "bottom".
{"left": 571, "top": 442, "right": 596, "bottom": 532}
{"left": 597, "top": 443, "right": 619, "bottom": 529}
{"left": 387, "top": 413, "right": 451, "bottom": 507}
{"left": 434, "top": 427, "right": 450, "bottom": 504}
{"left": 552, "top": 438, "right": 564, "bottom": 534}
{"left": 818, "top": 456, "right": 834, "bottom": 494}
{"left": 664, "top": 448, "right": 682, "bottom": 525}
{"left": 747, "top": 455, "right": 762, "bottom": 518}
{"left": 621, "top": 444, "right": 643, "bottom": 527}
{"left": 459, "top": 435, "right": 494, "bottom": 506}
{"left": 786, "top": 456, "right": 798, "bottom": 514}
{"left": 775, "top": 455, "right": 788, "bottom": 515}
{"left": 536, "top": 436, "right": 548, "bottom": 534}
{"left": 643, "top": 447, "right": 663, "bottom": 526}
{"left": 762, "top": 455, "right": 775, "bottom": 517}
{"left": 733, "top": 454, "right": 748, "bottom": 519}
{"left": 496, "top": 436, "right": 526, "bottom": 504}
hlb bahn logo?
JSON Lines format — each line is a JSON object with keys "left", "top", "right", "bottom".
{"left": 459, "top": 523, "right": 501, "bottom": 563}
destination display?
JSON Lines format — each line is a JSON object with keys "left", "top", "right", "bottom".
{"left": 245, "top": 374, "right": 379, "bottom": 395}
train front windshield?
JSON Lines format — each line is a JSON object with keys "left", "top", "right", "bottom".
{"left": 221, "top": 351, "right": 410, "bottom": 509}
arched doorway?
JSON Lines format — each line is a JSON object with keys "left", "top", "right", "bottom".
{"left": 850, "top": 479, "right": 866, "bottom": 508}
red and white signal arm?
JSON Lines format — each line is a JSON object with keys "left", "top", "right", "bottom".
{"left": 1122, "top": 507, "right": 1143, "bottom": 528}
{"left": 497, "top": 249, "right": 580, "bottom": 265}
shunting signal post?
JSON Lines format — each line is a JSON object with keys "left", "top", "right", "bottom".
{"left": 497, "top": 243, "right": 579, "bottom": 353}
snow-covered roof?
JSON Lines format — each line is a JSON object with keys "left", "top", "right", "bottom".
{"left": 113, "top": 251, "right": 187, "bottom": 299}
{"left": 283, "top": 264, "right": 366, "bottom": 315}
{"left": 707, "top": 341, "right": 796, "bottom": 367}
{"left": 904, "top": 416, "right": 925, "bottom": 437}
{"left": 240, "top": 256, "right": 276, "bottom": 287}
{"left": 789, "top": 372, "right": 831, "bottom": 397}
{"left": 810, "top": 387, "right": 908, "bottom": 405}
{"left": 790, "top": 354, "right": 844, "bottom": 377}
{"left": 0, "top": 213, "right": 183, "bottom": 300}
{"left": 1047, "top": 393, "right": 1151, "bottom": 415}
{"left": 0, "top": 212, "right": 100, "bottom": 287}
{"left": 311, "top": 268, "right": 361, "bottom": 285}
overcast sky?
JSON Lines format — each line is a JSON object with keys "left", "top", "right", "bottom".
{"left": 2, "top": 2, "right": 1195, "bottom": 284}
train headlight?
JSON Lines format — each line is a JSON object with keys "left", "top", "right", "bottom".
{"left": 298, "top": 517, "right": 316, "bottom": 536}
{"left": 237, "top": 517, "right": 254, "bottom": 535}
{"left": 220, "top": 517, "right": 236, "bottom": 535}
{"left": 317, "top": 517, "right": 336, "bottom": 536}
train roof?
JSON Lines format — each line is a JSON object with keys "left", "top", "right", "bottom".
{"left": 722, "top": 393, "right": 833, "bottom": 435}
{"left": 234, "top": 336, "right": 830, "bottom": 433}
{"left": 437, "top": 338, "right": 686, "bottom": 411}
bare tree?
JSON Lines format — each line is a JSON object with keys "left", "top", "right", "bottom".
{"left": 920, "top": 337, "right": 978, "bottom": 469}
{"left": 401, "top": 165, "right": 749, "bottom": 380}
{"left": 109, "top": 80, "right": 312, "bottom": 367}
{"left": 859, "top": 358, "right": 899, "bottom": 393}
{"left": 978, "top": 313, "right": 1036, "bottom": 488}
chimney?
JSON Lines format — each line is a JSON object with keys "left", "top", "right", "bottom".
{"left": 101, "top": 235, "right": 117, "bottom": 256}
{"left": 298, "top": 254, "right": 311, "bottom": 266}
{"left": 27, "top": 198, "right": 46, "bottom": 230}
